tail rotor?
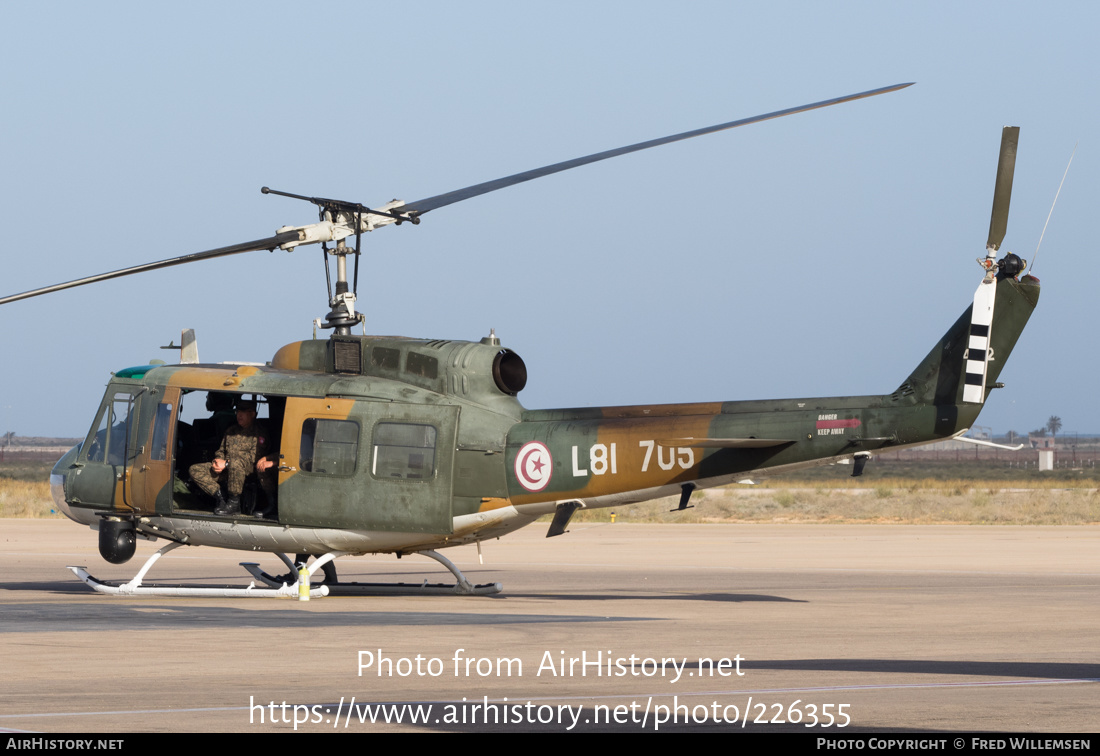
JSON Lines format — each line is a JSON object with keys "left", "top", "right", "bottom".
{"left": 964, "top": 126, "right": 1024, "bottom": 405}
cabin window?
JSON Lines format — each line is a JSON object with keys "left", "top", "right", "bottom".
{"left": 371, "top": 423, "right": 437, "bottom": 480}
{"left": 300, "top": 418, "right": 359, "bottom": 476}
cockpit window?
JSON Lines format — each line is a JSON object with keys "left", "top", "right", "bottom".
{"left": 150, "top": 402, "right": 173, "bottom": 461}
{"left": 86, "top": 392, "right": 135, "bottom": 465}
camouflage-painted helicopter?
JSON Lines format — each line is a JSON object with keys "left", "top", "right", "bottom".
{"left": 1, "top": 83, "right": 1039, "bottom": 597}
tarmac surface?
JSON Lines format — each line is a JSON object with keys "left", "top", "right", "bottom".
{"left": 1, "top": 519, "right": 1098, "bottom": 733}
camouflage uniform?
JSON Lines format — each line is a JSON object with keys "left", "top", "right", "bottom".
{"left": 189, "top": 422, "right": 277, "bottom": 500}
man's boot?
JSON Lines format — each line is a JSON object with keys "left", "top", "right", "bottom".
{"left": 214, "top": 490, "right": 240, "bottom": 516}
{"left": 224, "top": 494, "right": 241, "bottom": 516}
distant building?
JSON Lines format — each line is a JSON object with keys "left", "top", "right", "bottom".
{"left": 1029, "top": 433, "right": 1055, "bottom": 450}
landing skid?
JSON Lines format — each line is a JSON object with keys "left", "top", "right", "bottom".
{"left": 243, "top": 549, "right": 502, "bottom": 595}
{"left": 68, "top": 542, "right": 328, "bottom": 598}
{"left": 68, "top": 543, "right": 501, "bottom": 598}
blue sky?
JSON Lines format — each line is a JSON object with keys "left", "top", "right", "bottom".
{"left": 1, "top": 1, "right": 1095, "bottom": 438}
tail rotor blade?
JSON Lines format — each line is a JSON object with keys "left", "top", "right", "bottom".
{"left": 986, "top": 126, "right": 1020, "bottom": 252}
{"left": 968, "top": 127, "right": 1022, "bottom": 403}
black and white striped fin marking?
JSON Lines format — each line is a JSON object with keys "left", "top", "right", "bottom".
{"left": 963, "top": 277, "right": 996, "bottom": 404}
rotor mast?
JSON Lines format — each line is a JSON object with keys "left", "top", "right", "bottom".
{"left": 261, "top": 186, "right": 418, "bottom": 335}
{"left": 325, "top": 237, "right": 359, "bottom": 334}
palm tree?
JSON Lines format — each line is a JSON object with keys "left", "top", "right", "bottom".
{"left": 1046, "top": 416, "right": 1063, "bottom": 445}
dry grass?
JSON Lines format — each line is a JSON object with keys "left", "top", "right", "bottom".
{"left": 4, "top": 473, "right": 1099, "bottom": 525}
{"left": 572, "top": 484, "right": 1100, "bottom": 526}
{"left": 765, "top": 475, "right": 1097, "bottom": 491}
{"left": 569, "top": 479, "right": 1100, "bottom": 526}
{"left": 0, "top": 479, "right": 60, "bottom": 518}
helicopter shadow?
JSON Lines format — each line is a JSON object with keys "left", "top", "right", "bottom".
{"left": 0, "top": 575, "right": 806, "bottom": 606}
{"left": 501, "top": 591, "right": 806, "bottom": 604}
{"left": 0, "top": 578, "right": 88, "bottom": 594}
{"left": 0, "top": 602, "right": 656, "bottom": 632}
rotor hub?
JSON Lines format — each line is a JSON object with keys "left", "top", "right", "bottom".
{"left": 996, "top": 252, "right": 1027, "bottom": 280}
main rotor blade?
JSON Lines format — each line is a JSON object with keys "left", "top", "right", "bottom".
{"left": 0, "top": 231, "right": 300, "bottom": 306}
{"left": 986, "top": 126, "right": 1020, "bottom": 252}
{"left": 401, "top": 83, "right": 914, "bottom": 217}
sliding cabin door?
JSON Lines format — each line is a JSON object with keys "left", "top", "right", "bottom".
{"left": 277, "top": 398, "right": 458, "bottom": 534}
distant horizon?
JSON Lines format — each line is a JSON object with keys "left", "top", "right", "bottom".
{"left": 3, "top": 430, "right": 1099, "bottom": 446}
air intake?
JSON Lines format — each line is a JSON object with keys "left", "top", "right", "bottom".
{"left": 333, "top": 340, "right": 362, "bottom": 374}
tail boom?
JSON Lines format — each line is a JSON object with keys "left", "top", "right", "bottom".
{"left": 506, "top": 276, "right": 1039, "bottom": 508}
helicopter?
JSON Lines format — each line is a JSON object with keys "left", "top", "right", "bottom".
{"left": 0, "top": 83, "right": 1040, "bottom": 598}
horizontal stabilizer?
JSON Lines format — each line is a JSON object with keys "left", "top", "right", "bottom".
{"left": 656, "top": 437, "right": 794, "bottom": 449}
{"left": 955, "top": 435, "right": 1024, "bottom": 451}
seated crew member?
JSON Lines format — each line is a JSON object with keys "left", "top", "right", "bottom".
{"left": 176, "top": 391, "right": 234, "bottom": 474}
{"left": 197, "top": 392, "right": 236, "bottom": 453}
{"left": 188, "top": 398, "right": 277, "bottom": 517}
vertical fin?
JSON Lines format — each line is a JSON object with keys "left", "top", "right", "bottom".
{"left": 962, "top": 279, "right": 996, "bottom": 403}
{"left": 180, "top": 329, "right": 199, "bottom": 364}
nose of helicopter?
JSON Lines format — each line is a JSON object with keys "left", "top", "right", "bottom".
{"left": 50, "top": 471, "right": 72, "bottom": 520}
{"left": 50, "top": 444, "right": 86, "bottom": 524}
